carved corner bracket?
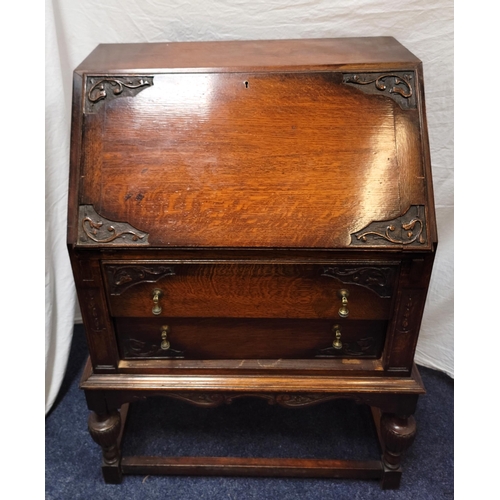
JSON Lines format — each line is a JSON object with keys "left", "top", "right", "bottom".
{"left": 78, "top": 205, "right": 149, "bottom": 246}
{"left": 342, "top": 72, "right": 416, "bottom": 109}
{"left": 350, "top": 205, "right": 426, "bottom": 248}
{"left": 85, "top": 75, "right": 154, "bottom": 113}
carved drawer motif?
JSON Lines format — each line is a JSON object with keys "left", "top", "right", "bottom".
{"left": 115, "top": 317, "right": 387, "bottom": 360}
{"left": 103, "top": 261, "right": 398, "bottom": 320}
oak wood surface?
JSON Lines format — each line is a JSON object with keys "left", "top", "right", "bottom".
{"left": 80, "top": 71, "right": 426, "bottom": 249}
{"left": 115, "top": 317, "right": 387, "bottom": 360}
{"left": 115, "top": 357, "right": 386, "bottom": 377}
{"left": 80, "top": 357, "right": 425, "bottom": 395}
{"left": 120, "top": 456, "right": 383, "bottom": 479}
{"left": 104, "top": 262, "right": 393, "bottom": 319}
{"left": 69, "top": 37, "right": 437, "bottom": 487}
{"left": 75, "top": 37, "right": 421, "bottom": 73}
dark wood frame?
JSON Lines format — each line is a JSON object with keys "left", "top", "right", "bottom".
{"left": 82, "top": 359, "right": 424, "bottom": 489}
{"left": 68, "top": 38, "right": 437, "bottom": 490}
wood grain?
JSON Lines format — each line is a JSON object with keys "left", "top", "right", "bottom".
{"left": 69, "top": 38, "right": 437, "bottom": 487}
{"left": 75, "top": 37, "right": 420, "bottom": 73}
{"left": 114, "top": 317, "right": 387, "bottom": 360}
{"left": 104, "top": 262, "right": 393, "bottom": 319}
{"left": 120, "top": 456, "right": 383, "bottom": 479}
{"left": 84, "top": 72, "right": 403, "bottom": 248}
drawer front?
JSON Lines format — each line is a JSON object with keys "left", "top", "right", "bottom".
{"left": 115, "top": 317, "right": 387, "bottom": 360}
{"left": 103, "top": 262, "right": 397, "bottom": 320}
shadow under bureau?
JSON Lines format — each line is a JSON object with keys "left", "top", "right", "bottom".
{"left": 67, "top": 37, "right": 437, "bottom": 489}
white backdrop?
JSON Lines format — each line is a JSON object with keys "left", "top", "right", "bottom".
{"left": 45, "top": 0, "right": 454, "bottom": 414}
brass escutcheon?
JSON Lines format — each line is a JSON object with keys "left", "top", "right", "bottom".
{"left": 332, "top": 324, "right": 342, "bottom": 350}
{"left": 160, "top": 325, "right": 170, "bottom": 350}
{"left": 152, "top": 288, "right": 163, "bottom": 315}
{"left": 338, "top": 289, "right": 349, "bottom": 318}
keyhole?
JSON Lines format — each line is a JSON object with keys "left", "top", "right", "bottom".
{"left": 244, "top": 81, "right": 249, "bottom": 88}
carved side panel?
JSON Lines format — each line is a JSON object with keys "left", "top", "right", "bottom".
{"left": 343, "top": 72, "right": 416, "bottom": 110}
{"left": 85, "top": 75, "right": 154, "bottom": 113}
{"left": 78, "top": 205, "right": 149, "bottom": 246}
{"left": 104, "top": 265, "right": 176, "bottom": 295}
{"left": 71, "top": 254, "right": 120, "bottom": 370}
{"left": 385, "top": 288, "right": 427, "bottom": 372}
{"left": 78, "top": 286, "right": 118, "bottom": 370}
{"left": 82, "top": 289, "right": 107, "bottom": 335}
{"left": 322, "top": 266, "right": 396, "bottom": 298}
{"left": 394, "top": 290, "right": 424, "bottom": 337}
{"left": 351, "top": 205, "right": 426, "bottom": 247}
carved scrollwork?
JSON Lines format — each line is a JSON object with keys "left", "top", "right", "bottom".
{"left": 322, "top": 266, "right": 395, "bottom": 298}
{"left": 160, "top": 392, "right": 352, "bottom": 409}
{"left": 78, "top": 205, "right": 149, "bottom": 246}
{"left": 167, "top": 393, "right": 227, "bottom": 407}
{"left": 117, "top": 391, "right": 385, "bottom": 411}
{"left": 350, "top": 205, "right": 426, "bottom": 247}
{"left": 85, "top": 76, "right": 154, "bottom": 112}
{"left": 274, "top": 394, "right": 342, "bottom": 408}
{"left": 122, "top": 337, "right": 184, "bottom": 359}
{"left": 342, "top": 72, "right": 416, "bottom": 109}
{"left": 105, "top": 265, "right": 175, "bottom": 295}
{"left": 316, "top": 337, "right": 376, "bottom": 358}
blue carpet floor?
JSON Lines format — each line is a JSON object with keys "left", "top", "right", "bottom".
{"left": 46, "top": 324, "right": 453, "bottom": 499}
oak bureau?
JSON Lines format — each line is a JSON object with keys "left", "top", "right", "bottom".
{"left": 67, "top": 37, "right": 437, "bottom": 489}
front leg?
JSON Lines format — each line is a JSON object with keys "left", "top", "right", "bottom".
{"left": 88, "top": 410, "right": 122, "bottom": 483}
{"left": 379, "top": 412, "right": 417, "bottom": 489}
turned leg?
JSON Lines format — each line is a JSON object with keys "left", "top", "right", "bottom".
{"left": 88, "top": 410, "right": 122, "bottom": 483}
{"left": 379, "top": 413, "right": 417, "bottom": 489}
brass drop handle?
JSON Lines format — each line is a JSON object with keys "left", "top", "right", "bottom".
{"left": 332, "top": 325, "right": 342, "bottom": 350}
{"left": 152, "top": 288, "right": 163, "bottom": 315}
{"left": 338, "top": 289, "right": 349, "bottom": 318}
{"left": 160, "top": 325, "right": 170, "bottom": 350}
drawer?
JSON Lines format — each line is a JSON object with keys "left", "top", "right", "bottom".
{"left": 103, "top": 262, "right": 397, "bottom": 320}
{"left": 115, "top": 317, "right": 388, "bottom": 360}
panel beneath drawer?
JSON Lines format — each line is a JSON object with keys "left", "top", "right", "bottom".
{"left": 103, "top": 261, "right": 396, "bottom": 320}
{"left": 115, "top": 317, "right": 387, "bottom": 360}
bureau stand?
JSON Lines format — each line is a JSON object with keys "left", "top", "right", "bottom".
{"left": 81, "top": 361, "right": 424, "bottom": 489}
{"left": 68, "top": 37, "right": 437, "bottom": 490}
